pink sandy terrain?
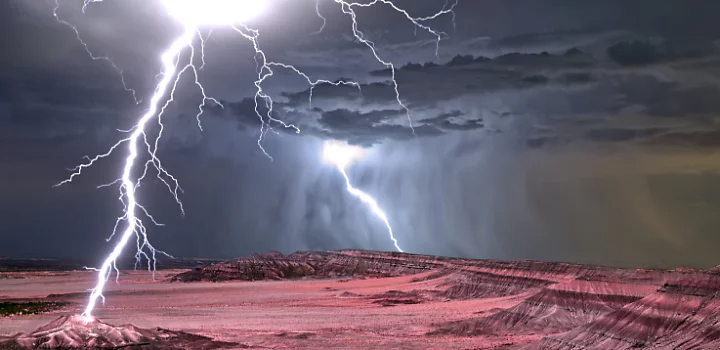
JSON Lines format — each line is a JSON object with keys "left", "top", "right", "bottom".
{"left": 1, "top": 250, "right": 719, "bottom": 349}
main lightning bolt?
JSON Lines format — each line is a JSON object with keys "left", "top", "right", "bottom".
{"left": 341, "top": 168, "right": 402, "bottom": 252}
{"left": 52, "top": 0, "right": 454, "bottom": 317}
{"left": 58, "top": 27, "right": 197, "bottom": 318}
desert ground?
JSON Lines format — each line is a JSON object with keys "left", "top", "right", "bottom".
{"left": 1, "top": 250, "right": 720, "bottom": 349}
{"left": 0, "top": 270, "right": 531, "bottom": 349}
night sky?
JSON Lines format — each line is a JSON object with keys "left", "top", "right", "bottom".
{"left": 2, "top": 0, "right": 720, "bottom": 269}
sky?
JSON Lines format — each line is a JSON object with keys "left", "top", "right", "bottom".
{"left": 2, "top": 0, "right": 720, "bottom": 269}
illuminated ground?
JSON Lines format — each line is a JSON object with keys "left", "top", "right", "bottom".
{"left": 0, "top": 271, "right": 529, "bottom": 348}
{"left": 1, "top": 251, "right": 720, "bottom": 349}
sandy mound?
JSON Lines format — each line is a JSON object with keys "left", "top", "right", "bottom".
{"left": 0, "top": 315, "right": 240, "bottom": 349}
{"left": 171, "top": 250, "right": 439, "bottom": 282}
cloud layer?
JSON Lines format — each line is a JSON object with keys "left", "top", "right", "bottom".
{"left": 4, "top": 0, "right": 720, "bottom": 269}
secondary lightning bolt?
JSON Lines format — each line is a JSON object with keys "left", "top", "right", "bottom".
{"left": 322, "top": 140, "right": 402, "bottom": 252}
{"left": 339, "top": 167, "right": 403, "bottom": 252}
{"left": 53, "top": 0, "right": 455, "bottom": 317}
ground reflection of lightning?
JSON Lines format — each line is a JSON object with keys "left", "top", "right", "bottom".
{"left": 52, "top": 0, "right": 455, "bottom": 317}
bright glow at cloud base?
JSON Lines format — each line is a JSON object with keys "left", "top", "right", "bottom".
{"left": 163, "top": 0, "right": 266, "bottom": 26}
{"left": 322, "top": 140, "right": 366, "bottom": 169}
{"left": 54, "top": 0, "right": 456, "bottom": 317}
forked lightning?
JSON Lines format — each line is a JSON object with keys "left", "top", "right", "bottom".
{"left": 52, "top": 0, "right": 456, "bottom": 317}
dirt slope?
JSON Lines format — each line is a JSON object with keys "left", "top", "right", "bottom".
{"left": 175, "top": 250, "right": 720, "bottom": 349}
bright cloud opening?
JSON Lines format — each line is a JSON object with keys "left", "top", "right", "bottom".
{"left": 163, "top": 0, "right": 266, "bottom": 26}
{"left": 322, "top": 140, "right": 367, "bottom": 170}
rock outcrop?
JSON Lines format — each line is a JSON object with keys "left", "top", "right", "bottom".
{"left": 527, "top": 272, "right": 720, "bottom": 349}
{"left": 0, "top": 315, "right": 240, "bottom": 349}
{"left": 171, "top": 250, "right": 439, "bottom": 282}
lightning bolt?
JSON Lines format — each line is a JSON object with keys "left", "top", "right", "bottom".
{"left": 52, "top": 0, "right": 455, "bottom": 317}
{"left": 57, "top": 26, "right": 196, "bottom": 317}
{"left": 333, "top": 0, "right": 457, "bottom": 134}
{"left": 338, "top": 165, "right": 403, "bottom": 252}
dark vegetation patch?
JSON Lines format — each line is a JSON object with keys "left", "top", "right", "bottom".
{"left": 368, "top": 289, "right": 440, "bottom": 306}
{"left": 0, "top": 301, "right": 70, "bottom": 317}
{"left": 275, "top": 331, "right": 317, "bottom": 339}
{"left": 0, "top": 274, "right": 24, "bottom": 280}
{"left": 373, "top": 299, "right": 422, "bottom": 307}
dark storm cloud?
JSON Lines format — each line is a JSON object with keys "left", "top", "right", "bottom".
{"left": 557, "top": 72, "right": 595, "bottom": 85}
{"left": 308, "top": 123, "right": 443, "bottom": 147}
{"left": 0, "top": 0, "right": 157, "bottom": 149}
{"left": 313, "top": 108, "right": 482, "bottom": 143}
{"left": 258, "top": 49, "right": 602, "bottom": 143}
{"left": 221, "top": 101, "right": 447, "bottom": 146}
{"left": 419, "top": 110, "right": 484, "bottom": 132}
{"left": 370, "top": 49, "right": 597, "bottom": 79}
{"left": 318, "top": 108, "right": 403, "bottom": 128}
{"left": 224, "top": 98, "right": 265, "bottom": 129}
{"left": 607, "top": 39, "right": 716, "bottom": 67}
{"left": 6, "top": 0, "right": 720, "bottom": 270}
{"left": 12, "top": 0, "right": 720, "bottom": 150}
{"left": 419, "top": 110, "right": 464, "bottom": 124}
{"left": 219, "top": 95, "right": 466, "bottom": 145}
{"left": 484, "top": 29, "right": 624, "bottom": 51}
{"left": 316, "top": 108, "right": 413, "bottom": 144}
{"left": 526, "top": 127, "right": 675, "bottom": 149}
{"left": 263, "top": 41, "right": 720, "bottom": 147}
{"left": 526, "top": 136, "right": 561, "bottom": 149}
{"left": 268, "top": 0, "right": 720, "bottom": 151}
{"left": 653, "top": 129, "right": 720, "bottom": 147}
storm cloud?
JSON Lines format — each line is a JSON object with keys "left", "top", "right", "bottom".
{"left": 3, "top": 0, "right": 720, "bottom": 269}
